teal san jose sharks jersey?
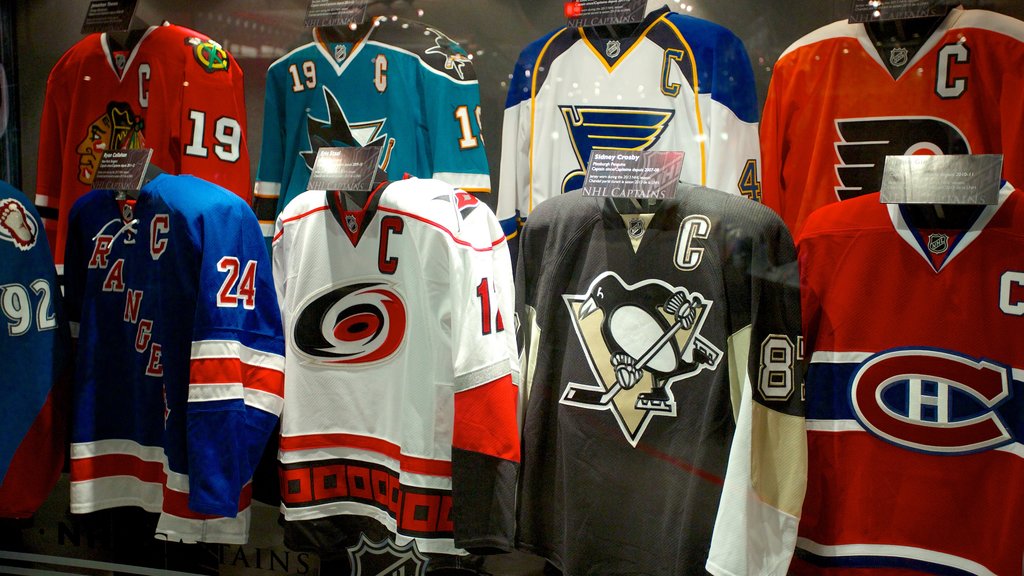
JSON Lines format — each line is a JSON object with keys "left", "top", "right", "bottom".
{"left": 254, "top": 19, "right": 491, "bottom": 239}
{"left": 497, "top": 7, "right": 761, "bottom": 244}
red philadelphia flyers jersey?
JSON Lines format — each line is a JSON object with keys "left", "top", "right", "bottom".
{"left": 36, "top": 23, "right": 250, "bottom": 271}
{"left": 761, "top": 7, "right": 1024, "bottom": 238}
{"left": 794, "top": 184, "right": 1024, "bottom": 575}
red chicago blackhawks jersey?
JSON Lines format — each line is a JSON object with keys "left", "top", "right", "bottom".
{"left": 36, "top": 23, "right": 250, "bottom": 271}
{"left": 761, "top": 7, "right": 1024, "bottom": 238}
{"left": 272, "top": 178, "right": 519, "bottom": 559}
{"left": 795, "top": 185, "right": 1024, "bottom": 575}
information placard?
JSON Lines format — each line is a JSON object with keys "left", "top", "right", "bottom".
{"left": 581, "top": 150, "right": 683, "bottom": 200}
{"left": 91, "top": 149, "right": 153, "bottom": 192}
{"left": 879, "top": 155, "right": 1002, "bottom": 205}
{"left": 308, "top": 147, "right": 380, "bottom": 192}
{"left": 81, "top": 0, "right": 139, "bottom": 34}
{"left": 565, "top": 0, "right": 647, "bottom": 28}
{"left": 848, "top": 0, "right": 952, "bottom": 23}
{"left": 305, "top": 0, "right": 368, "bottom": 28}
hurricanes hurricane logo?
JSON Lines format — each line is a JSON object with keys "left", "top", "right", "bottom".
{"left": 77, "top": 102, "right": 146, "bottom": 185}
{"left": 559, "top": 105, "right": 674, "bottom": 194}
{"left": 293, "top": 281, "right": 407, "bottom": 365}
{"left": 560, "top": 272, "right": 722, "bottom": 446}
{"left": 346, "top": 535, "right": 427, "bottom": 576}
{"left": 0, "top": 198, "right": 37, "bottom": 251}
{"left": 834, "top": 117, "right": 970, "bottom": 200}
{"left": 424, "top": 27, "right": 472, "bottom": 80}
{"left": 850, "top": 348, "right": 1015, "bottom": 454}
{"left": 303, "top": 87, "right": 395, "bottom": 172}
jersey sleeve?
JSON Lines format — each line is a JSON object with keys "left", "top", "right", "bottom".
{"left": 758, "top": 56, "right": 789, "bottom": 226}
{"left": 36, "top": 61, "right": 71, "bottom": 264}
{"left": 706, "top": 205, "right": 806, "bottom": 576}
{"left": 186, "top": 196, "right": 284, "bottom": 516}
{"left": 254, "top": 60, "right": 288, "bottom": 242}
{"left": 178, "top": 39, "right": 252, "bottom": 203}
{"left": 447, "top": 201, "right": 519, "bottom": 553}
{"left": 691, "top": 19, "right": 762, "bottom": 201}
{"left": 420, "top": 61, "right": 491, "bottom": 194}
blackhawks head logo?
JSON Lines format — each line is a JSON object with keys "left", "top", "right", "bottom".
{"left": 560, "top": 272, "right": 722, "bottom": 446}
{"left": 76, "top": 101, "right": 146, "bottom": 185}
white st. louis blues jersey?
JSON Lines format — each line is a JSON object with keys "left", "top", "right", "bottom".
{"left": 497, "top": 6, "right": 761, "bottom": 243}
{"left": 254, "top": 19, "right": 490, "bottom": 241}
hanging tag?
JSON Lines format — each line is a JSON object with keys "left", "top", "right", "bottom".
{"left": 565, "top": 0, "right": 646, "bottom": 28}
{"left": 305, "top": 0, "right": 369, "bottom": 28}
{"left": 879, "top": 155, "right": 1002, "bottom": 205}
{"left": 308, "top": 147, "right": 380, "bottom": 192}
{"left": 848, "top": 0, "right": 951, "bottom": 23}
{"left": 581, "top": 150, "right": 684, "bottom": 200}
{"left": 92, "top": 149, "right": 153, "bottom": 198}
{"left": 81, "top": 0, "right": 140, "bottom": 34}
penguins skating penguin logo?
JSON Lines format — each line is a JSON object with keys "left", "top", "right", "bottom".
{"left": 561, "top": 272, "right": 722, "bottom": 446}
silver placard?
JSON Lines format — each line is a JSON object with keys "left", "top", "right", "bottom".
{"left": 879, "top": 155, "right": 1002, "bottom": 205}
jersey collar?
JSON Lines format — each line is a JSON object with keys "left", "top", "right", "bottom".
{"left": 313, "top": 18, "right": 386, "bottom": 76}
{"left": 888, "top": 181, "right": 1013, "bottom": 273}
{"left": 100, "top": 25, "right": 160, "bottom": 82}
{"left": 854, "top": 5, "right": 964, "bottom": 82}
{"left": 326, "top": 180, "right": 389, "bottom": 247}
{"left": 579, "top": 6, "right": 671, "bottom": 73}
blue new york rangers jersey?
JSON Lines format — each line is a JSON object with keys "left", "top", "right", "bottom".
{"left": 254, "top": 19, "right": 490, "bottom": 240}
{"left": 63, "top": 174, "right": 285, "bottom": 544}
{"left": 0, "top": 181, "right": 69, "bottom": 518}
{"left": 498, "top": 7, "right": 761, "bottom": 245}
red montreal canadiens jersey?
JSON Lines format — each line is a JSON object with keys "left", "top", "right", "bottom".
{"left": 761, "top": 7, "right": 1024, "bottom": 238}
{"left": 63, "top": 175, "right": 284, "bottom": 544}
{"left": 272, "top": 178, "right": 519, "bottom": 558}
{"left": 37, "top": 23, "right": 250, "bottom": 271}
{"left": 795, "top": 185, "right": 1024, "bottom": 575}
{"left": 0, "top": 181, "right": 69, "bottom": 518}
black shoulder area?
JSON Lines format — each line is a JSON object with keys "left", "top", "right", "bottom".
{"left": 371, "top": 18, "right": 478, "bottom": 82}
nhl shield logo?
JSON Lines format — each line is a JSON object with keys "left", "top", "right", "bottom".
{"left": 927, "top": 233, "right": 949, "bottom": 254}
{"left": 889, "top": 46, "right": 909, "bottom": 67}
{"left": 335, "top": 43, "right": 349, "bottom": 63}
{"left": 560, "top": 272, "right": 722, "bottom": 446}
{"left": 606, "top": 39, "right": 622, "bottom": 59}
{"left": 345, "top": 213, "right": 358, "bottom": 233}
{"left": 627, "top": 217, "right": 645, "bottom": 239}
{"left": 346, "top": 535, "right": 427, "bottom": 576}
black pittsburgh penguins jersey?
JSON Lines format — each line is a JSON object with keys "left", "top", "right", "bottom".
{"left": 515, "top": 188, "right": 806, "bottom": 576}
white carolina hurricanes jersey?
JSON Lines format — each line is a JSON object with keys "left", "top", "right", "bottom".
{"left": 761, "top": 7, "right": 1024, "bottom": 238}
{"left": 794, "top": 185, "right": 1024, "bottom": 575}
{"left": 272, "top": 178, "right": 519, "bottom": 557}
{"left": 497, "top": 6, "right": 761, "bottom": 244}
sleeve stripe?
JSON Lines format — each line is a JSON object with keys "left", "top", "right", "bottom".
{"left": 379, "top": 206, "right": 504, "bottom": 252}
{"left": 188, "top": 382, "right": 242, "bottom": 403}
{"left": 253, "top": 181, "right": 281, "bottom": 199}
{"left": 191, "top": 340, "right": 286, "bottom": 371}
{"left": 190, "top": 357, "right": 284, "bottom": 399}
{"left": 245, "top": 388, "right": 285, "bottom": 415}
{"left": 34, "top": 194, "right": 54, "bottom": 207}
{"left": 453, "top": 373, "right": 520, "bottom": 463}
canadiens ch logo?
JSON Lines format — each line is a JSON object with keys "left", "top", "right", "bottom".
{"left": 303, "top": 86, "right": 395, "bottom": 173}
{"left": 346, "top": 535, "right": 427, "bottom": 576}
{"left": 889, "top": 46, "right": 909, "bottom": 67}
{"left": 0, "top": 198, "right": 37, "bottom": 251}
{"left": 293, "top": 281, "right": 407, "bottom": 365}
{"left": 833, "top": 117, "right": 970, "bottom": 200}
{"left": 927, "top": 233, "right": 949, "bottom": 254}
{"left": 850, "top": 348, "right": 1015, "bottom": 454}
{"left": 560, "top": 272, "right": 722, "bottom": 446}
{"left": 559, "top": 105, "right": 674, "bottom": 194}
